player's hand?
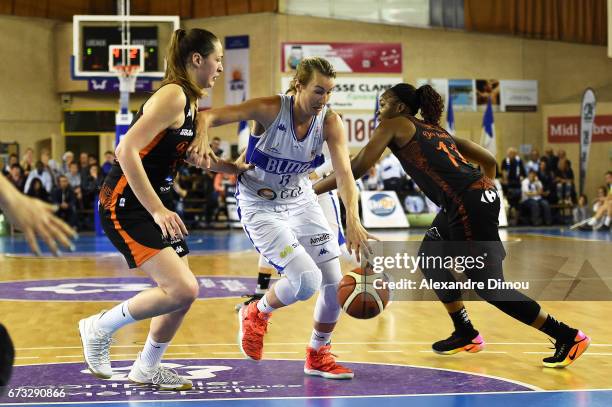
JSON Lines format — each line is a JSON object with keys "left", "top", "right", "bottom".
{"left": 345, "top": 217, "right": 379, "bottom": 263}
{"left": 187, "top": 128, "right": 216, "bottom": 169}
{"left": 2, "top": 193, "right": 77, "bottom": 256}
{"left": 152, "top": 207, "right": 188, "bottom": 240}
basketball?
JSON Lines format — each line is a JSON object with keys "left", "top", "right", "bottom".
{"left": 337, "top": 266, "right": 390, "bottom": 319}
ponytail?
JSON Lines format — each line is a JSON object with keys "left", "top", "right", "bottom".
{"left": 416, "top": 85, "right": 443, "bottom": 125}
{"left": 161, "top": 28, "right": 219, "bottom": 103}
{"left": 389, "top": 83, "right": 444, "bottom": 125}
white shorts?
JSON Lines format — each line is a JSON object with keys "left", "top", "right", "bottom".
{"left": 238, "top": 199, "right": 341, "bottom": 272}
{"left": 317, "top": 190, "right": 346, "bottom": 248}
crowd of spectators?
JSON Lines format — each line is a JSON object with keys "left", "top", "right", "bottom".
{"left": 2, "top": 142, "right": 609, "bottom": 232}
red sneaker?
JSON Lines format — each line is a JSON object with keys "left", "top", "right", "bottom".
{"left": 238, "top": 301, "right": 270, "bottom": 360}
{"left": 304, "top": 345, "right": 354, "bottom": 379}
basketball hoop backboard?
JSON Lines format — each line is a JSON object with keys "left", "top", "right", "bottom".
{"left": 72, "top": 14, "right": 179, "bottom": 79}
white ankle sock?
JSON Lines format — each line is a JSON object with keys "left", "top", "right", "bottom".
{"left": 95, "top": 301, "right": 136, "bottom": 334}
{"left": 605, "top": 216, "right": 610, "bottom": 227}
{"left": 257, "top": 294, "right": 275, "bottom": 314}
{"left": 140, "top": 333, "right": 169, "bottom": 369}
{"left": 309, "top": 329, "right": 332, "bottom": 350}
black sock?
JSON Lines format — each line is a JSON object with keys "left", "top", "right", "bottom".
{"left": 256, "top": 272, "right": 272, "bottom": 294}
{"left": 449, "top": 307, "right": 477, "bottom": 336}
{"left": 539, "top": 315, "right": 576, "bottom": 341}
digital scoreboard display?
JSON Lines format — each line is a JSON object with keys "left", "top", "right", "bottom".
{"left": 81, "top": 26, "right": 158, "bottom": 72}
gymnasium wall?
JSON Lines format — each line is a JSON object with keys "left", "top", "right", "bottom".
{"left": 0, "top": 15, "right": 62, "bottom": 155}
{"left": 1, "top": 12, "right": 611, "bottom": 193}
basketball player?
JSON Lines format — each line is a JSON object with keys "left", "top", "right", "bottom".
{"left": 189, "top": 57, "right": 374, "bottom": 379}
{"left": 234, "top": 114, "right": 361, "bottom": 311}
{"left": 314, "top": 83, "right": 590, "bottom": 368}
{"left": 0, "top": 173, "right": 77, "bottom": 392}
{"left": 78, "top": 28, "right": 245, "bottom": 389}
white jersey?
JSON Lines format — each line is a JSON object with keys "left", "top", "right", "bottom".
{"left": 237, "top": 94, "right": 327, "bottom": 205}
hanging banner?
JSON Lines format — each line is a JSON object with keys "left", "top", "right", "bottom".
{"left": 225, "top": 35, "right": 249, "bottom": 105}
{"left": 499, "top": 80, "right": 538, "bottom": 112}
{"left": 579, "top": 88, "right": 596, "bottom": 195}
{"left": 281, "top": 76, "right": 401, "bottom": 110}
{"left": 476, "top": 79, "right": 500, "bottom": 111}
{"left": 282, "top": 42, "right": 402, "bottom": 73}
{"left": 341, "top": 113, "right": 377, "bottom": 147}
{"left": 448, "top": 79, "right": 476, "bottom": 111}
{"left": 547, "top": 115, "right": 612, "bottom": 143}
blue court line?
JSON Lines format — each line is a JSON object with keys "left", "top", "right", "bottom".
{"left": 2, "top": 390, "right": 611, "bottom": 407}
{"left": 0, "top": 228, "right": 608, "bottom": 257}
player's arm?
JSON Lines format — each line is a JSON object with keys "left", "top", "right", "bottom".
{"left": 114, "top": 83, "right": 187, "bottom": 239}
{"left": 314, "top": 118, "right": 396, "bottom": 195}
{"left": 325, "top": 112, "right": 377, "bottom": 261}
{"left": 0, "top": 173, "right": 76, "bottom": 256}
{"left": 453, "top": 136, "right": 497, "bottom": 180}
{"left": 188, "top": 96, "right": 280, "bottom": 168}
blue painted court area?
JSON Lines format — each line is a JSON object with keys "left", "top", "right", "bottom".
{"left": 2, "top": 390, "right": 611, "bottom": 407}
{"left": 0, "top": 227, "right": 608, "bottom": 257}
{"left": 0, "top": 230, "right": 254, "bottom": 256}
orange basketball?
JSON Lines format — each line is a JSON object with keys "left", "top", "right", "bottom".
{"left": 337, "top": 266, "right": 390, "bottom": 319}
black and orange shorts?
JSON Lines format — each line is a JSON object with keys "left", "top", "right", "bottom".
{"left": 98, "top": 176, "right": 189, "bottom": 269}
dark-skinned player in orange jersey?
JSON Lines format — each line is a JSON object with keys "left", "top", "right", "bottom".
{"left": 314, "top": 83, "right": 589, "bottom": 368}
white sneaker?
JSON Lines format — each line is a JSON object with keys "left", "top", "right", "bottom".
{"left": 78, "top": 312, "right": 114, "bottom": 379}
{"left": 128, "top": 352, "right": 192, "bottom": 390}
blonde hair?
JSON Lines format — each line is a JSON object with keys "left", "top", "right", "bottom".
{"left": 161, "top": 28, "right": 219, "bottom": 103}
{"left": 286, "top": 57, "right": 336, "bottom": 94}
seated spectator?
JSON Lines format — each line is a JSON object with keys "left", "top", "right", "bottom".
{"left": 501, "top": 147, "right": 526, "bottom": 210}
{"left": 78, "top": 152, "right": 90, "bottom": 181}
{"left": 21, "top": 148, "right": 34, "bottom": 178}
{"left": 88, "top": 153, "right": 98, "bottom": 168}
{"left": 66, "top": 162, "right": 81, "bottom": 190}
{"left": 379, "top": 153, "right": 405, "bottom": 192}
{"left": 82, "top": 165, "right": 103, "bottom": 208}
{"left": 7, "top": 164, "right": 25, "bottom": 192}
{"left": 51, "top": 175, "right": 78, "bottom": 228}
{"left": 537, "top": 158, "right": 555, "bottom": 203}
{"left": 101, "top": 151, "right": 115, "bottom": 177}
{"left": 2, "top": 153, "right": 19, "bottom": 175}
{"left": 543, "top": 148, "right": 558, "bottom": 173}
{"left": 26, "top": 178, "right": 49, "bottom": 202}
{"left": 521, "top": 170, "right": 552, "bottom": 226}
{"left": 40, "top": 149, "right": 60, "bottom": 184}
{"left": 525, "top": 149, "right": 540, "bottom": 173}
{"left": 60, "top": 151, "right": 74, "bottom": 176}
{"left": 24, "top": 161, "right": 53, "bottom": 195}
{"left": 555, "top": 158, "right": 575, "bottom": 203}
{"left": 580, "top": 172, "right": 612, "bottom": 231}
{"left": 572, "top": 194, "right": 589, "bottom": 224}
{"left": 361, "top": 165, "right": 382, "bottom": 191}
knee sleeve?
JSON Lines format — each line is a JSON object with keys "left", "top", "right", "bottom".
{"left": 314, "top": 259, "right": 343, "bottom": 324}
{"left": 291, "top": 269, "right": 322, "bottom": 301}
{"left": 274, "top": 252, "right": 321, "bottom": 304}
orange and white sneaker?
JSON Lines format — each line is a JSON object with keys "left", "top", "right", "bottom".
{"left": 304, "top": 345, "right": 354, "bottom": 380}
{"left": 238, "top": 300, "right": 270, "bottom": 361}
{"left": 543, "top": 330, "right": 591, "bottom": 368}
{"left": 432, "top": 331, "right": 485, "bottom": 355}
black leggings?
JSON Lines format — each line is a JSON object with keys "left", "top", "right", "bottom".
{"left": 419, "top": 187, "right": 541, "bottom": 326}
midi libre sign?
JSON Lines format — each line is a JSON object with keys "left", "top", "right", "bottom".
{"left": 548, "top": 115, "right": 612, "bottom": 143}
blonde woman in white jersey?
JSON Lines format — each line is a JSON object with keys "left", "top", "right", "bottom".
{"left": 234, "top": 112, "right": 361, "bottom": 312}
{"left": 189, "top": 57, "right": 373, "bottom": 379}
